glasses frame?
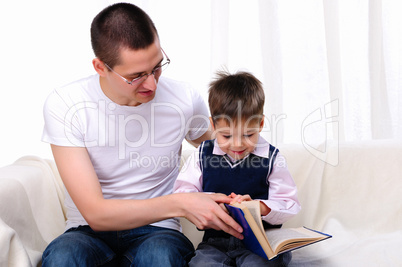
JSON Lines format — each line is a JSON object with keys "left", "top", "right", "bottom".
{"left": 104, "top": 48, "right": 170, "bottom": 85}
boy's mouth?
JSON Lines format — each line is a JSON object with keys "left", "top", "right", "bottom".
{"left": 232, "top": 149, "right": 247, "bottom": 155}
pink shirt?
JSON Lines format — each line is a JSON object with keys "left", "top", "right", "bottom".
{"left": 174, "top": 137, "right": 301, "bottom": 225}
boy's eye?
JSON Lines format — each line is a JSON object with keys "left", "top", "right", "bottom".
{"left": 222, "top": 135, "right": 232, "bottom": 139}
{"left": 244, "top": 133, "right": 254, "bottom": 138}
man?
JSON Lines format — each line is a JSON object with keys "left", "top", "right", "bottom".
{"left": 41, "top": 3, "right": 242, "bottom": 266}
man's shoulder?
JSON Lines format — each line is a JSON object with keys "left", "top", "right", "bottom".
{"left": 57, "top": 74, "right": 98, "bottom": 95}
{"left": 158, "top": 76, "right": 191, "bottom": 89}
{"left": 46, "top": 74, "right": 100, "bottom": 106}
{"left": 157, "top": 77, "right": 198, "bottom": 100}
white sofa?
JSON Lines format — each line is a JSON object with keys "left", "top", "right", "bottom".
{"left": 1, "top": 140, "right": 401, "bottom": 266}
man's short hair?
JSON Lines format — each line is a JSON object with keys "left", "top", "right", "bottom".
{"left": 91, "top": 3, "right": 158, "bottom": 68}
{"left": 208, "top": 70, "right": 265, "bottom": 125}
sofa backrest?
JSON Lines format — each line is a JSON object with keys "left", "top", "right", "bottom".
{"left": 280, "top": 140, "right": 402, "bottom": 236}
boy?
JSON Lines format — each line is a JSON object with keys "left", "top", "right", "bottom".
{"left": 174, "top": 71, "right": 301, "bottom": 266}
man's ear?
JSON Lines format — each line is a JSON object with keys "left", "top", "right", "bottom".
{"left": 92, "top": 58, "right": 107, "bottom": 77}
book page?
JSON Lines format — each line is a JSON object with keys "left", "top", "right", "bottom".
{"left": 265, "top": 227, "right": 328, "bottom": 254}
{"left": 241, "top": 201, "right": 265, "bottom": 233}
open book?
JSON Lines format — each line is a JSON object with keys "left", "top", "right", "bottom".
{"left": 225, "top": 200, "right": 331, "bottom": 260}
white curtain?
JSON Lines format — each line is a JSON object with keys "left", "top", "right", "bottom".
{"left": 205, "top": 0, "right": 402, "bottom": 146}
{"left": 0, "top": 0, "right": 401, "bottom": 166}
{"left": 145, "top": 0, "right": 402, "bottom": 146}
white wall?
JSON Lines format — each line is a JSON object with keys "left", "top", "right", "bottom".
{"left": 1, "top": 0, "right": 400, "bottom": 167}
{"left": 0, "top": 0, "right": 214, "bottom": 167}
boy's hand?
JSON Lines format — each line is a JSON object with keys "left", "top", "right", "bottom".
{"left": 228, "top": 192, "right": 271, "bottom": 216}
{"left": 228, "top": 192, "right": 252, "bottom": 204}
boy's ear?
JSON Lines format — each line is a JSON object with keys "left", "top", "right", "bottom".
{"left": 209, "top": 117, "right": 217, "bottom": 140}
{"left": 259, "top": 115, "right": 265, "bottom": 132}
{"left": 92, "top": 58, "right": 107, "bottom": 77}
{"left": 209, "top": 117, "right": 215, "bottom": 131}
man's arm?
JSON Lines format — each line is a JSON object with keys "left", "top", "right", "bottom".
{"left": 186, "top": 128, "right": 213, "bottom": 147}
{"left": 51, "top": 144, "right": 243, "bottom": 238}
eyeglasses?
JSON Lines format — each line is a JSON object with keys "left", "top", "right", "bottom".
{"left": 104, "top": 48, "right": 170, "bottom": 85}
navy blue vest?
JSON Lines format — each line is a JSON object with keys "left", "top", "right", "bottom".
{"left": 199, "top": 140, "right": 280, "bottom": 240}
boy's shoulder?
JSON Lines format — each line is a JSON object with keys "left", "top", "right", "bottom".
{"left": 198, "top": 139, "right": 215, "bottom": 154}
{"left": 253, "top": 136, "right": 277, "bottom": 156}
{"left": 200, "top": 139, "right": 214, "bottom": 146}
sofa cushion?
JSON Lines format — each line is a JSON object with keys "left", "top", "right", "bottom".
{"left": 280, "top": 140, "right": 402, "bottom": 266}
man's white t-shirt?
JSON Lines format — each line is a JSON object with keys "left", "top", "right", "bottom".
{"left": 42, "top": 74, "right": 209, "bottom": 231}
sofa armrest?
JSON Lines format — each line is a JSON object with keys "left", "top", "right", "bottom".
{"left": 180, "top": 218, "right": 203, "bottom": 248}
{"left": 0, "top": 156, "right": 66, "bottom": 266}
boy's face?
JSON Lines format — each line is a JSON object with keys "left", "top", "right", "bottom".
{"left": 212, "top": 118, "right": 264, "bottom": 160}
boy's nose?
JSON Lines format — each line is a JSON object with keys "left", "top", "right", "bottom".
{"left": 232, "top": 136, "right": 242, "bottom": 147}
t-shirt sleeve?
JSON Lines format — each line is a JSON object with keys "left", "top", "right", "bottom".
{"left": 42, "top": 90, "right": 85, "bottom": 147}
{"left": 185, "top": 88, "right": 210, "bottom": 141}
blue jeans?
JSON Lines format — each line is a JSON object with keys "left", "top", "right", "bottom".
{"left": 42, "top": 225, "right": 194, "bottom": 267}
{"left": 189, "top": 236, "right": 291, "bottom": 267}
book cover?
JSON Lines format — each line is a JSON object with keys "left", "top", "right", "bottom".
{"left": 225, "top": 201, "right": 332, "bottom": 260}
{"left": 225, "top": 204, "right": 269, "bottom": 260}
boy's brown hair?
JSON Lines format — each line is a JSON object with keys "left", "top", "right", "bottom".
{"left": 208, "top": 70, "right": 265, "bottom": 125}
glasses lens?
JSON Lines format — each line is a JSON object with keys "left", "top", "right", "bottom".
{"left": 161, "top": 60, "right": 170, "bottom": 72}
{"left": 157, "top": 62, "right": 168, "bottom": 74}
{"left": 130, "top": 75, "right": 147, "bottom": 84}
{"left": 152, "top": 60, "right": 170, "bottom": 77}
{"left": 129, "top": 56, "right": 170, "bottom": 85}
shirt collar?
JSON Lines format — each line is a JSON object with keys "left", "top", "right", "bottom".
{"left": 212, "top": 136, "right": 270, "bottom": 159}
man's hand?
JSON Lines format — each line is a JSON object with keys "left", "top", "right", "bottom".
{"left": 178, "top": 192, "right": 243, "bottom": 239}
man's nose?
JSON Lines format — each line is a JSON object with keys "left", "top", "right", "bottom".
{"left": 142, "top": 73, "right": 157, "bottom": 91}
